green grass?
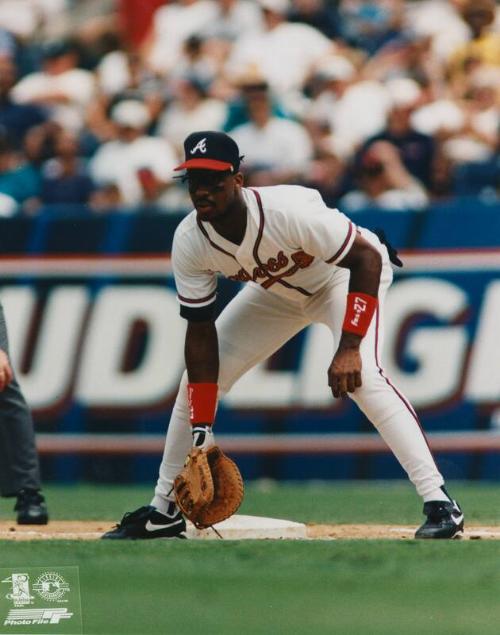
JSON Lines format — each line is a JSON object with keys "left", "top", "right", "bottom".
{"left": 2, "top": 540, "right": 500, "bottom": 635}
{"left": 1, "top": 480, "right": 500, "bottom": 524}
{"left": 2, "top": 482, "right": 500, "bottom": 634}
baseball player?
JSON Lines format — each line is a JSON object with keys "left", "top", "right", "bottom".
{"left": 103, "top": 131, "right": 464, "bottom": 540}
{"left": 0, "top": 302, "right": 49, "bottom": 524}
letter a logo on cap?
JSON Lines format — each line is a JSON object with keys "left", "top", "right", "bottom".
{"left": 174, "top": 130, "right": 241, "bottom": 172}
{"left": 190, "top": 138, "right": 207, "bottom": 154}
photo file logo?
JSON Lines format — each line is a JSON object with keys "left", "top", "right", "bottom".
{"left": 4, "top": 607, "right": 73, "bottom": 625}
{"left": 1, "top": 566, "right": 82, "bottom": 633}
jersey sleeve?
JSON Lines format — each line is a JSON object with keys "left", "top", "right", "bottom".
{"left": 172, "top": 227, "right": 217, "bottom": 320}
{"left": 286, "top": 188, "right": 356, "bottom": 265}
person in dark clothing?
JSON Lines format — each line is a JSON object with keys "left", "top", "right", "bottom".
{"left": 0, "top": 57, "right": 47, "bottom": 149}
{"left": 0, "top": 303, "right": 48, "bottom": 524}
{"left": 40, "top": 129, "right": 95, "bottom": 206}
{"left": 288, "top": 0, "right": 341, "bottom": 39}
{"left": 356, "top": 78, "right": 435, "bottom": 188}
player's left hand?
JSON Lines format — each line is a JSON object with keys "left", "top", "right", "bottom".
{"left": 174, "top": 445, "right": 244, "bottom": 529}
{"left": 192, "top": 425, "right": 216, "bottom": 450}
{"left": 0, "top": 348, "right": 13, "bottom": 392}
{"left": 328, "top": 347, "right": 362, "bottom": 398}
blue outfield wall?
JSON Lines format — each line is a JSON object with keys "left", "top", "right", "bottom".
{"left": 0, "top": 198, "right": 499, "bottom": 483}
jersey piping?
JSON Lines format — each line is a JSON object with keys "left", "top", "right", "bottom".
{"left": 250, "top": 188, "right": 313, "bottom": 297}
{"left": 325, "top": 221, "right": 354, "bottom": 264}
{"left": 196, "top": 217, "right": 238, "bottom": 260}
{"left": 178, "top": 290, "right": 217, "bottom": 305}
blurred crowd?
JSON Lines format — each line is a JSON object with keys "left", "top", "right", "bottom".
{"left": 0, "top": 0, "right": 498, "bottom": 216}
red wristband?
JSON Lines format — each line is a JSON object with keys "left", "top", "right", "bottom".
{"left": 187, "top": 383, "right": 218, "bottom": 425}
{"left": 342, "top": 293, "right": 377, "bottom": 337}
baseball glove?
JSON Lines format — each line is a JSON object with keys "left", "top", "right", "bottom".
{"left": 174, "top": 446, "right": 244, "bottom": 529}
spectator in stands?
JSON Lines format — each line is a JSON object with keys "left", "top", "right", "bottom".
{"left": 224, "top": 70, "right": 290, "bottom": 131}
{"left": 303, "top": 141, "right": 348, "bottom": 207}
{"left": 305, "top": 55, "right": 359, "bottom": 129}
{"left": 10, "top": 39, "right": 96, "bottom": 132}
{"left": 0, "top": 56, "right": 47, "bottom": 149}
{"left": 0, "top": 0, "right": 69, "bottom": 45}
{"left": 225, "top": 0, "right": 333, "bottom": 110}
{"left": 156, "top": 74, "right": 227, "bottom": 155}
{"left": 69, "top": 4, "right": 121, "bottom": 70}
{"left": 90, "top": 50, "right": 165, "bottom": 150}
{"left": 405, "top": 0, "right": 469, "bottom": 64}
{"left": 356, "top": 77, "right": 435, "bottom": 188}
{"left": 39, "top": 128, "right": 95, "bottom": 207}
{"left": 452, "top": 68, "right": 498, "bottom": 159}
{"left": 0, "top": 134, "right": 40, "bottom": 214}
{"left": 230, "top": 80, "right": 314, "bottom": 185}
{"left": 361, "top": 29, "right": 446, "bottom": 97}
{"left": 442, "top": 66, "right": 500, "bottom": 197}
{"left": 0, "top": 0, "right": 494, "bottom": 215}
{"left": 195, "top": 0, "right": 265, "bottom": 94}
{"left": 22, "top": 121, "right": 59, "bottom": 168}
{"left": 143, "top": 0, "right": 217, "bottom": 76}
{"left": 289, "top": 0, "right": 340, "bottom": 39}
{"left": 97, "top": 50, "right": 163, "bottom": 106}
{"left": 202, "top": 0, "right": 264, "bottom": 42}
{"left": 447, "top": 0, "right": 500, "bottom": 94}
{"left": 170, "top": 35, "right": 220, "bottom": 88}
{"left": 412, "top": 65, "right": 499, "bottom": 176}
{"left": 340, "top": 140, "right": 429, "bottom": 211}
{"left": 338, "top": 0, "right": 405, "bottom": 56}
{"left": 89, "top": 99, "right": 177, "bottom": 208}
{"left": 305, "top": 54, "right": 390, "bottom": 160}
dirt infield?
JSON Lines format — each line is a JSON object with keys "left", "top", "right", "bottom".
{"left": 1, "top": 520, "right": 500, "bottom": 540}
{"left": 306, "top": 524, "right": 500, "bottom": 540}
{"left": 0, "top": 520, "right": 107, "bottom": 540}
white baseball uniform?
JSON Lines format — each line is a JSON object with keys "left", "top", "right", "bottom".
{"left": 152, "top": 185, "right": 445, "bottom": 508}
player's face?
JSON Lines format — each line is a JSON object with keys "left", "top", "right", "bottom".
{"left": 186, "top": 169, "right": 240, "bottom": 220}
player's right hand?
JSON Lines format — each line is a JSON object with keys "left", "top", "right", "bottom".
{"left": 192, "top": 425, "right": 216, "bottom": 450}
{"left": 0, "top": 348, "right": 13, "bottom": 391}
{"left": 328, "top": 347, "right": 362, "bottom": 399}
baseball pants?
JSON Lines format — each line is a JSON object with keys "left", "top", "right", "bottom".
{"left": 153, "top": 247, "right": 444, "bottom": 507}
{"left": 0, "top": 302, "right": 42, "bottom": 497}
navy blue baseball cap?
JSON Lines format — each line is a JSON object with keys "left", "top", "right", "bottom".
{"left": 174, "top": 131, "right": 242, "bottom": 172}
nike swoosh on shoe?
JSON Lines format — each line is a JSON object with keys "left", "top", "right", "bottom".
{"left": 145, "top": 518, "right": 184, "bottom": 532}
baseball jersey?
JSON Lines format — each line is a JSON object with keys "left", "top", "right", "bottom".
{"left": 172, "top": 185, "right": 357, "bottom": 313}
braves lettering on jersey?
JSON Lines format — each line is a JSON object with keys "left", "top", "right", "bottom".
{"left": 172, "top": 185, "right": 356, "bottom": 309}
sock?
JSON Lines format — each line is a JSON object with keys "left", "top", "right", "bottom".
{"left": 150, "top": 494, "right": 176, "bottom": 515}
{"left": 423, "top": 485, "right": 452, "bottom": 503}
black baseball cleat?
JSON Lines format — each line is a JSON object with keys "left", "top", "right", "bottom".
{"left": 101, "top": 503, "right": 187, "bottom": 540}
{"left": 15, "top": 489, "right": 49, "bottom": 525}
{"left": 415, "top": 499, "right": 464, "bottom": 539}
